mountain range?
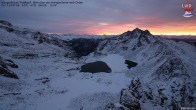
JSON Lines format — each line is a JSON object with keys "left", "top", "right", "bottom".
{"left": 0, "top": 20, "right": 195, "bottom": 110}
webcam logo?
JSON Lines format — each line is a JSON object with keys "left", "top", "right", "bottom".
{"left": 182, "top": 2, "right": 194, "bottom": 17}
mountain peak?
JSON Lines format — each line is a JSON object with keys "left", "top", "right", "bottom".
{"left": 132, "top": 28, "right": 143, "bottom": 32}
{"left": 120, "top": 28, "right": 153, "bottom": 41}
{"left": 143, "top": 29, "right": 151, "bottom": 35}
{"left": 132, "top": 28, "right": 151, "bottom": 35}
{"left": 121, "top": 28, "right": 151, "bottom": 36}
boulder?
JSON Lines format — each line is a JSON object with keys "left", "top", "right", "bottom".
{"left": 125, "top": 60, "right": 137, "bottom": 69}
{"left": 0, "top": 59, "right": 18, "bottom": 79}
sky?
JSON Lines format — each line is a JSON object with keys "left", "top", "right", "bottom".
{"left": 0, "top": 0, "right": 196, "bottom": 35}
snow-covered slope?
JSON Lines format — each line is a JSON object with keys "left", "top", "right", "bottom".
{"left": 0, "top": 20, "right": 131, "bottom": 110}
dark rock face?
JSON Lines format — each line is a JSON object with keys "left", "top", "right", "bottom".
{"left": 125, "top": 60, "right": 137, "bottom": 69}
{"left": 67, "top": 38, "right": 102, "bottom": 58}
{"left": 0, "top": 20, "right": 13, "bottom": 27}
{"left": 80, "top": 61, "right": 111, "bottom": 73}
{"left": 32, "top": 32, "right": 103, "bottom": 58}
{"left": 107, "top": 76, "right": 196, "bottom": 110}
{"left": 155, "top": 57, "right": 189, "bottom": 80}
{"left": 0, "top": 58, "right": 19, "bottom": 79}
{"left": 4, "top": 59, "right": 18, "bottom": 68}
{"left": 119, "top": 78, "right": 142, "bottom": 110}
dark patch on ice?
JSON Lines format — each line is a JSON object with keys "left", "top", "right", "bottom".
{"left": 125, "top": 60, "right": 137, "bottom": 69}
{"left": 12, "top": 53, "right": 38, "bottom": 59}
{"left": 80, "top": 61, "right": 111, "bottom": 73}
{"left": 35, "top": 77, "right": 50, "bottom": 84}
{"left": 3, "top": 93, "right": 21, "bottom": 96}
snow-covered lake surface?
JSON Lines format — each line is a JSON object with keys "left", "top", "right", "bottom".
{"left": 100, "top": 54, "right": 128, "bottom": 72}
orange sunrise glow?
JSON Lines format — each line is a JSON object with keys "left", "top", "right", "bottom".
{"left": 85, "top": 19, "right": 196, "bottom": 36}
{"left": 91, "top": 25, "right": 196, "bottom": 36}
{"left": 2, "top": 0, "right": 195, "bottom": 38}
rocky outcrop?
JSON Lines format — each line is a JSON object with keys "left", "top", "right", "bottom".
{"left": 0, "top": 20, "right": 13, "bottom": 27}
{"left": 106, "top": 66, "right": 195, "bottom": 108}
{"left": 119, "top": 78, "right": 142, "bottom": 110}
{"left": 154, "top": 57, "right": 189, "bottom": 80}
{"left": 125, "top": 60, "right": 137, "bottom": 69}
{"left": 0, "top": 57, "right": 19, "bottom": 79}
{"left": 107, "top": 75, "right": 196, "bottom": 109}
